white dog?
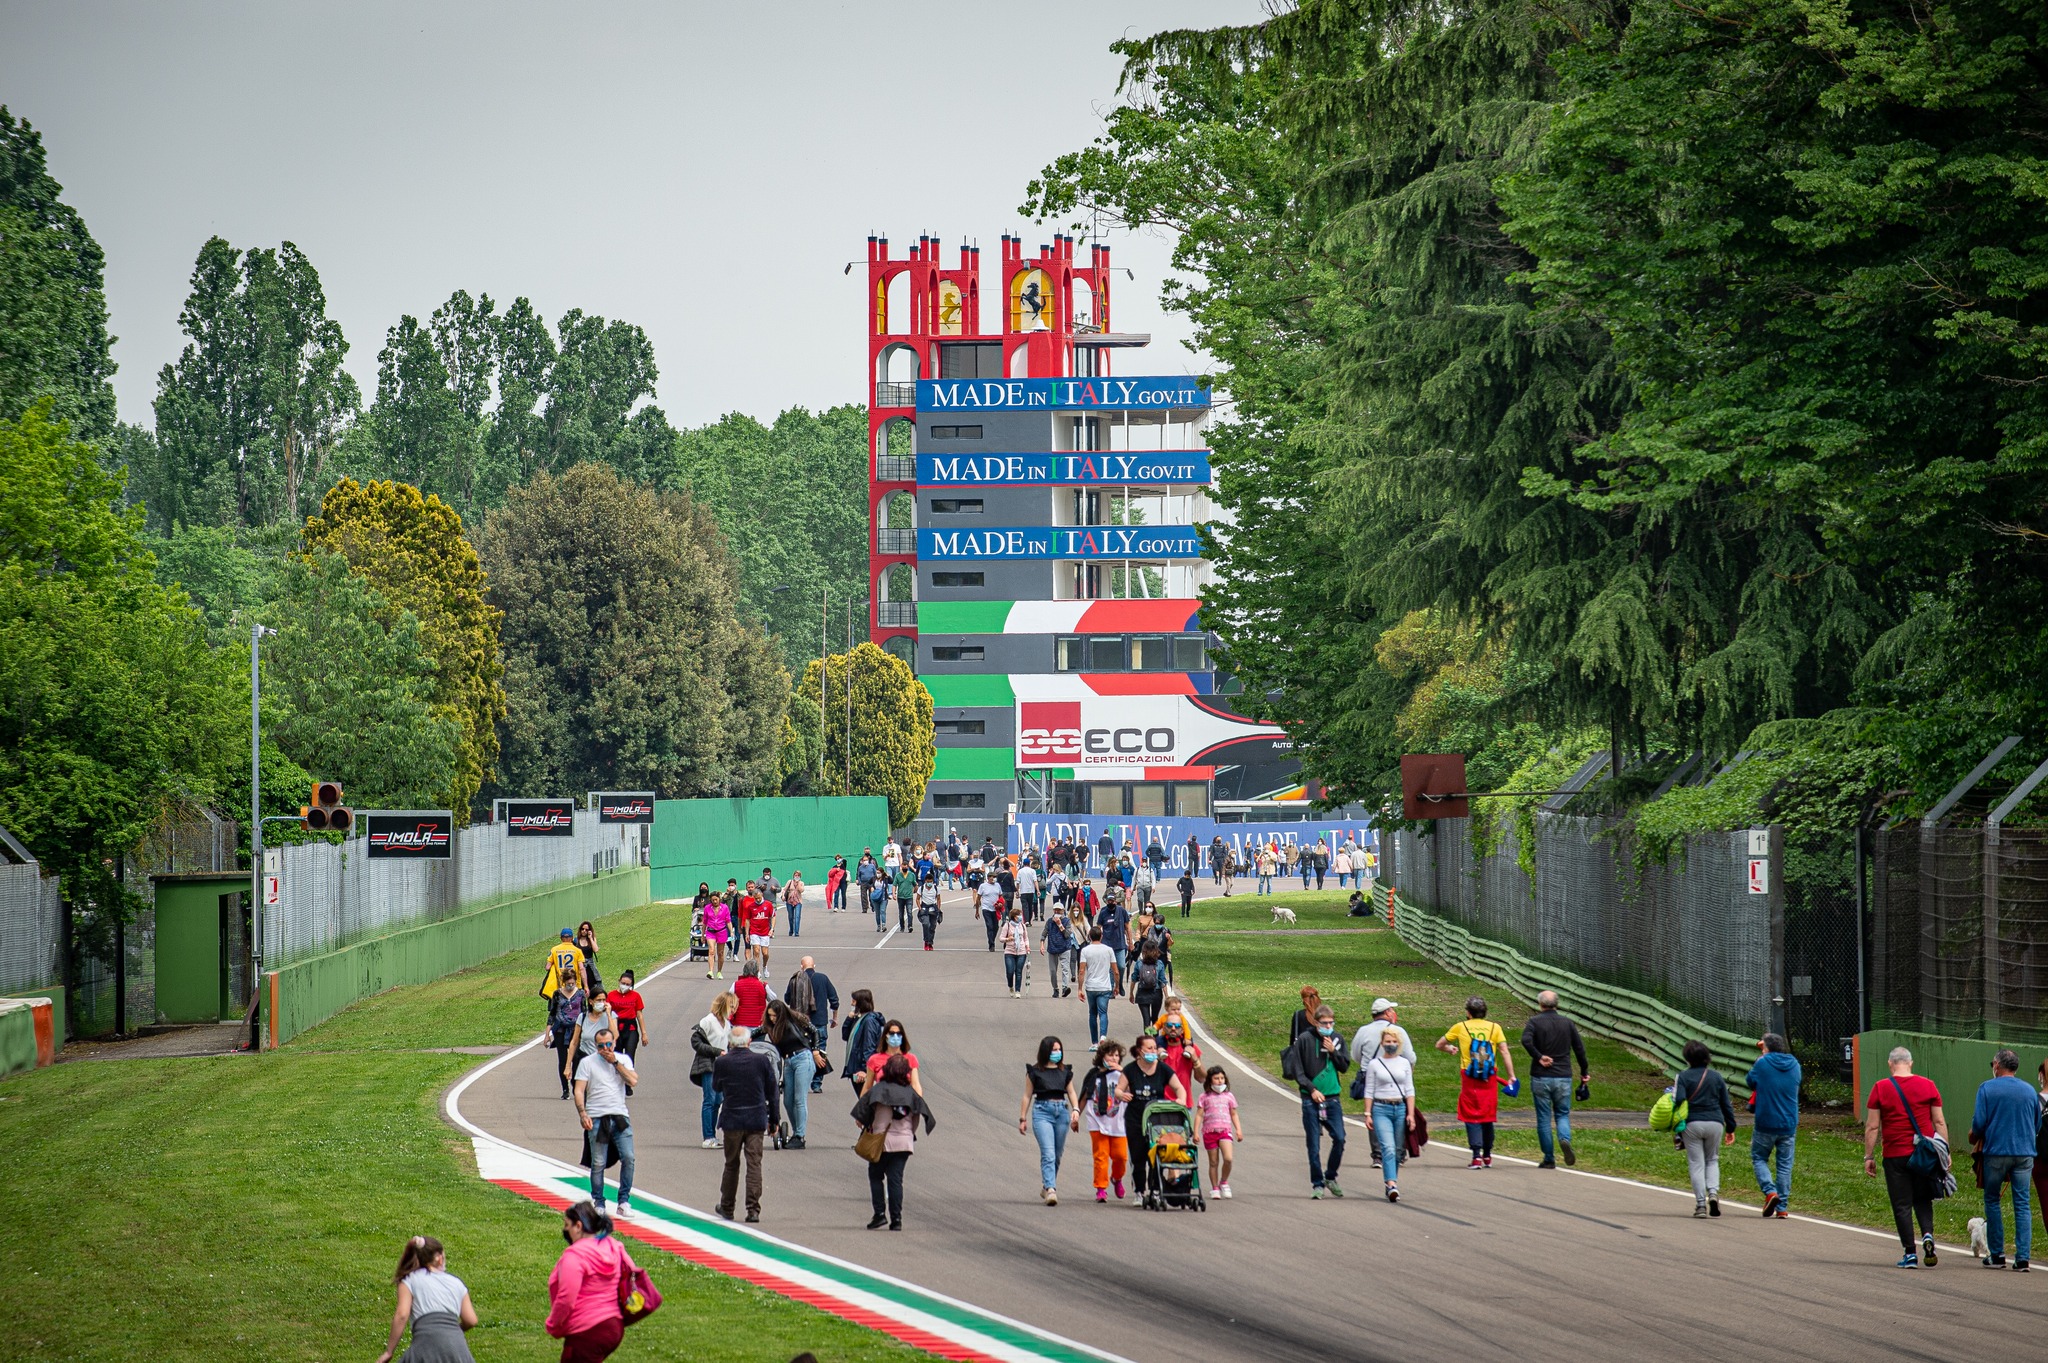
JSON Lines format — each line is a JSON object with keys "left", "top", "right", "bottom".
{"left": 1969, "top": 1217, "right": 1991, "bottom": 1259}
{"left": 1269, "top": 905, "right": 1298, "bottom": 925}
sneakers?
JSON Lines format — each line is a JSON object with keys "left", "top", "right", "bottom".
{"left": 1897, "top": 1252, "right": 1920, "bottom": 1269}
{"left": 2017, "top": 1260, "right": 2031, "bottom": 1272}
{"left": 715, "top": 1204, "right": 734, "bottom": 1221}
{"left": 1482, "top": 1156, "right": 1493, "bottom": 1168}
{"left": 1774, "top": 1205, "right": 1790, "bottom": 1219}
{"left": 1693, "top": 1204, "right": 1709, "bottom": 1218}
{"left": 1560, "top": 1138, "right": 1576, "bottom": 1167}
{"left": 1466, "top": 1157, "right": 1485, "bottom": 1170}
{"left": 745, "top": 1211, "right": 760, "bottom": 1223}
{"left": 1218, "top": 1183, "right": 1232, "bottom": 1199}
{"left": 1386, "top": 1183, "right": 1399, "bottom": 1203}
{"left": 1113, "top": 1178, "right": 1126, "bottom": 1200}
{"left": 1984, "top": 1254, "right": 2009, "bottom": 1269}
{"left": 1326, "top": 1180, "right": 1345, "bottom": 1198}
{"left": 1761, "top": 1192, "right": 1781, "bottom": 1218}
{"left": 1924, "top": 1233, "right": 1938, "bottom": 1266}
{"left": 1708, "top": 1196, "right": 1721, "bottom": 1217}
{"left": 1538, "top": 1160, "right": 1557, "bottom": 1170}
{"left": 701, "top": 1138, "right": 718, "bottom": 1149}
{"left": 867, "top": 1214, "right": 888, "bottom": 1230}
{"left": 1370, "top": 1157, "right": 1383, "bottom": 1169}
{"left": 788, "top": 1135, "right": 806, "bottom": 1150}
{"left": 1046, "top": 1188, "right": 1059, "bottom": 1206}
{"left": 615, "top": 1199, "right": 632, "bottom": 1217}
{"left": 1096, "top": 1188, "right": 1109, "bottom": 1203}
{"left": 1311, "top": 1186, "right": 1326, "bottom": 1199}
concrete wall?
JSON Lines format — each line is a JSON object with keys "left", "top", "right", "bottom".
{"left": 268, "top": 868, "right": 648, "bottom": 1047}
{"left": 648, "top": 797, "right": 889, "bottom": 901}
{"left": 1851, "top": 1028, "right": 2047, "bottom": 1121}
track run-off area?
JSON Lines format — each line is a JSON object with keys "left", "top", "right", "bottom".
{"left": 453, "top": 894, "right": 2048, "bottom": 1363}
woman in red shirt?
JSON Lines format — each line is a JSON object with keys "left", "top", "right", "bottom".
{"left": 1864, "top": 1046, "right": 1948, "bottom": 1267}
{"left": 861, "top": 1019, "right": 924, "bottom": 1099}
{"left": 732, "top": 960, "right": 769, "bottom": 1030}
{"left": 608, "top": 970, "right": 647, "bottom": 1060}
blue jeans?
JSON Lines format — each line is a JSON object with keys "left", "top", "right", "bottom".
{"left": 783, "top": 1048, "right": 815, "bottom": 1138}
{"left": 699, "top": 1077, "right": 722, "bottom": 1140}
{"left": 831, "top": 881, "right": 846, "bottom": 911}
{"left": 1985, "top": 1154, "right": 2035, "bottom": 1261}
{"left": 1257, "top": 874, "right": 1273, "bottom": 895}
{"left": 1300, "top": 1092, "right": 1346, "bottom": 1188}
{"left": 1031, "top": 1099, "right": 1071, "bottom": 1189}
{"left": 1751, "top": 1129, "right": 1795, "bottom": 1204}
{"left": 788, "top": 901, "right": 802, "bottom": 936}
{"left": 588, "top": 1119, "right": 634, "bottom": 1204}
{"left": 1371, "top": 1101, "right": 1407, "bottom": 1184}
{"left": 1086, "top": 990, "right": 1112, "bottom": 1044}
{"left": 1299, "top": 866, "right": 1312, "bottom": 887}
{"left": 1532, "top": 1076, "right": 1574, "bottom": 1162}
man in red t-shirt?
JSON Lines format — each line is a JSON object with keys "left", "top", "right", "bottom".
{"left": 742, "top": 887, "right": 777, "bottom": 971}
{"left": 1864, "top": 1044, "right": 1949, "bottom": 1268}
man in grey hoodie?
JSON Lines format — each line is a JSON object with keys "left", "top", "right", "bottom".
{"left": 1746, "top": 1032, "right": 1802, "bottom": 1217}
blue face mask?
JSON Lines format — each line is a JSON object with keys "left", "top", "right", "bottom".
{"left": 1317, "top": 1025, "right": 1335, "bottom": 1037}
{"left": 886, "top": 1035, "right": 904, "bottom": 1048}
{"left": 1049, "top": 1050, "right": 1063, "bottom": 1063}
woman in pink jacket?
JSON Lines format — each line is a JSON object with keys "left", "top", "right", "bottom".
{"left": 546, "top": 1201, "right": 636, "bottom": 1362}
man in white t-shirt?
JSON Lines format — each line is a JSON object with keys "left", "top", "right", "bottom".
{"left": 1079, "top": 926, "right": 1120, "bottom": 1045}
{"left": 882, "top": 839, "right": 902, "bottom": 876}
{"left": 977, "top": 874, "right": 1004, "bottom": 951}
{"left": 574, "top": 1027, "right": 639, "bottom": 1215}
{"left": 1016, "top": 862, "right": 1040, "bottom": 922}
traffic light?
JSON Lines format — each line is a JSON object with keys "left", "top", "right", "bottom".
{"left": 303, "top": 780, "right": 354, "bottom": 833}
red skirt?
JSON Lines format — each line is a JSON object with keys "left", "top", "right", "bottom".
{"left": 1456, "top": 1074, "right": 1499, "bottom": 1123}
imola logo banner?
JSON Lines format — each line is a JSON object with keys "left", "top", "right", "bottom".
{"left": 364, "top": 811, "right": 455, "bottom": 859}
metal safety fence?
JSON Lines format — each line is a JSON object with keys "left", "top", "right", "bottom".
{"left": 260, "top": 818, "right": 641, "bottom": 969}
{"left": 1389, "top": 813, "right": 1864, "bottom": 1071}
{"left": 0, "top": 856, "right": 62, "bottom": 998}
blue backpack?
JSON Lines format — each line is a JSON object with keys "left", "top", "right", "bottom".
{"left": 1462, "top": 1024, "right": 1497, "bottom": 1083}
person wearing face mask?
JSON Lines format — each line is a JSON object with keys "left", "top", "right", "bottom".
{"left": 860, "top": 1020, "right": 924, "bottom": 1099}
{"left": 1156, "top": 1016, "right": 1203, "bottom": 1109}
{"left": 1198, "top": 1067, "right": 1245, "bottom": 1199}
{"left": 1116, "top": 1034, "right": 1189, "bottom": 1207}
{"left": 1019, "top": 1035, "right": 1081, "bottom": 1204}
{"left": 1362, "top": 1025, "right": 1418, "bottom": 1201}
{"left": 1081, "top": 1039, "right": 1131, "bottom": 1202}
{"left": 545, "top": 1201, "right": 639, "bottom": 1362}
{"left": 1287, "top": 1003, "right": 1351, "bottom": 1198}
{"left": 1000, "top": 906, "right": 1032, "bottom": 997}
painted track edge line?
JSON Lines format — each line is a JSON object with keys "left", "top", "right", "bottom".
{"left": 443, "top": 943, "right": 1133, "bottom": 1363}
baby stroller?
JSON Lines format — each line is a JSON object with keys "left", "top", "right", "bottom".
{"left": 1141, "top": 1101, "right": 1206, "bottom": 1211}
{"left": 687, "top": 905, "right": 709, "bottom": 962}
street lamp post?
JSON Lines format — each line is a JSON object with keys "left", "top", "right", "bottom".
{"left": 249, "top": 622, "right": 274, "bottom": 1048}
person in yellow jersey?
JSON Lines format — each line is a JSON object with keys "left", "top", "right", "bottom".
{"left": 541, "top": 928, "right": 588, "bottom": 1098}
{"left": 1437, "top": 995, "right": 1516, "bottom": 1168}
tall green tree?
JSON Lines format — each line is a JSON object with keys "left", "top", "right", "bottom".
{"left": 0, "top": 108, "right": 115, "bottom": 439}
{"left": 0, "top": 405, "right": 243, "bottom": 952}
{"left": 259, "top": 549, "right": 458, "bottom": 808}
{"left": 302, "top": 478, "right": 505, "bottom": 818}
{"left": 151, "top": 237, "right": 358, "bottom": 530}
{"left": 365, "top": 315, "right": 477, "bottom": 509}
{"left": 796, "top": 643, "right": 934, "bottom": 830}
{"left": 477, "top": 462, "right": 786, "bottom": 800}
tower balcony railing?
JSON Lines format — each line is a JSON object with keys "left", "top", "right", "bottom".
{"left": 876, "top": 527, "right": 916, "bottom": 555}
{"left": 877, "top": 601, "right": 918, "bottom": 628}
{"left": 875, "top": 381, "right": 917, "bottom": 407}
{"left": 875, "top": 455, "right": 915, "bottom": 482}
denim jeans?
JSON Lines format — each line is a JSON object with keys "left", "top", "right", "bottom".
{"left": 1751, "top": 1129, "right": 1795, "bottom": 1204}
{"left": 1300, "top": 1092, "right": 1346, "bottom": 1187}
{"left": 831, "top": 881, "right": 846, "bottom": 911}
{"left": 1257, "top": 874, "right": 1273, "bottom": 895}
{"left": 699, "top": 1077, "right": 723, "bottom": 1141}
{"left": 1532, "top": 1076, "right": 1574, "bottom": 1162}
{"left": 588, "top": 1119, "right": 634, "bottom": 1204}
{"left": 783, "top": 1048, "right": 815, "bottom": 1138}
{"left": 1985, "top": 1153, "right": 2035, "bottom": 1261}
{"left": 1031, "top": 1099, "right": 1071, "bottom": 1189}
{"left": 1087, "top": 990, "right": 1112, "bottom": 1044}
{"left": 787, "top": 901, "right": 802, "bottom": 936}
{"left": 1371, "top": 1100, "right": 1406, "bottom": 1183}
{"left": 1004, "top": 954, "right": 1026, "bottom": 990}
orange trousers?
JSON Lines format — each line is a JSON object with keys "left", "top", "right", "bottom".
{"left": 1091, "top": 1131, "right": 1129, "bottom": 1188}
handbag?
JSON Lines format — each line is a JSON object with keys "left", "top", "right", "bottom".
{"left": 617, "top": 1247, "right": 662, "bottom": 1325}
{"left": 1890, "top": 1076, "right": 1952, "bottom": 1194}
{"left": 854, "top": 1126, "right": 887, "bottom": 1163}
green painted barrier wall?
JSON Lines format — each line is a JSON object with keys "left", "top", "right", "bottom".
{"left": 650, "top": 797, "right": 888, "bottom": 901}
{"left": 1851, "top": 1028, "right": 2047, "bottom": 1119}
{"left": 1386, "top": 891, "right": 1765, "bottom": 1093}
{"left": 0, "top": 988, "right": 63, "bottom": 1048}
{"left": 270, "top": 867, "right": 648, "bottom": 1046}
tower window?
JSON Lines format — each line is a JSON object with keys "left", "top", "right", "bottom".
{"left": 931, "top": 645, "right": 985, "bottom": 662}
{"left": 931, "top": 571, "right": 984, "bottom": 588}
{"left": 934, "top": 719, "right": 987, "bottom": 736}
{"left": 929, "top": 499, "right": 984, "bottom": 515}
{"left": 929, "top": 425, "right": 984, "bottom": 440}
{"left": 933, "top": 793, "right": 987, "bottom": 809}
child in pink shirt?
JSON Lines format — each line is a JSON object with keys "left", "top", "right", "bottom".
{"left": 1198, "top": 1066, "right": 1244, "bottom": 1198}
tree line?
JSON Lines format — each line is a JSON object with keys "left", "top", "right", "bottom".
{"left": 0, "top": 106, "right": 931, "bottom": 959}
{"left": 1027, "top": 0, "right": 2048, "bottom": 832}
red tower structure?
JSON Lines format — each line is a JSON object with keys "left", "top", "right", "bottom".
{"left": 864, "top": 232, "right": 1116, "bottom": 658}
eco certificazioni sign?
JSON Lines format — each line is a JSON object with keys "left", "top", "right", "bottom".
{"left": 364, "top": 811, "right": 454, "bottom": 859}
{"left": 503, "top": 799, "right": 576, "bottom": 836}
{"left": 916, "top": 377, "right": 1211, "bottom": 411}
{"left": 1015, "top": 694, "right": 1285, "bottom": 771}
{"left": 918, "top": 526, "right": 1203, "bottom": 560}
{"left": 917, "top": 452, "right": 1212, "bottom": 487}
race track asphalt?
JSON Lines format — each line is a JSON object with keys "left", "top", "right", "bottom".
{"left": 455, "top": 889, "right": 2048, "bottom": 1363}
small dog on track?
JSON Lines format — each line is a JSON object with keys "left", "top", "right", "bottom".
{"left": 1269, "top": 905, "right": 1298, "bottom": 925}
{"left": 1970, "top": 1217, "right": 1991, "bottom": 1259}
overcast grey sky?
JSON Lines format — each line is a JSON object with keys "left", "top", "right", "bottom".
{"left": 1, "top": 1, "right": 1266, "bottom": 430}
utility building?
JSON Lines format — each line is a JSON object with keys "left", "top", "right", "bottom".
{"left": 865, "top": 232, "right": 1298, "bottom": 849}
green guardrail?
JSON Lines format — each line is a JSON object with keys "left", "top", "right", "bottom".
{"left": 1381, "top": 890, "right": 1763, "bottom": 1093}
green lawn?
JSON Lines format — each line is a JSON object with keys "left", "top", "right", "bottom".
{"left": 0, "top": 900, "right": 922, "bottom": 1363}
{"left": 1165, "top": 886, "right": 1375, "bottom": 933}
{"left": 1173, "top": 921, "right": 1986, "bottom": 1244}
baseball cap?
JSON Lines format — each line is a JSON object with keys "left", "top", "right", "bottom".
{"left": 1372, "top": 997, "right": 1398, "bottom": 1014}
{"left": 560, "top": 928, "right": 573, "bottom": 938}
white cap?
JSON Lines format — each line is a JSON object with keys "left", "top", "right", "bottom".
{"left": 1372, "top": 998, "right": 1398, "bottom": 1014}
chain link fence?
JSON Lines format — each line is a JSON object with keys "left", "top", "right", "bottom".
{"left": 0, "top": 855, "right": 62, "bottom": 999}
{"left": 260, "top": 818, "right": 640, "bottom": 968}
{"left": 1390, "top": 813, "right": 1865, "bottom": 1076}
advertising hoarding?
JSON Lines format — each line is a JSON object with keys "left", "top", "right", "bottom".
{"left": 917, "top": 452, "right": 1211, "bottom": 487}
{"left": 503, "top": 800, "right": 576, "bottom": 837}
{"left": 917, "top": 377, "right": 1211, "bottom": 412}
{"left": 920, "top": 526, "right": 1203, "bottom": 560}
{"left": 593, "top": 791, "right": 656, "bottom": 825}
{"left": 1016, "top": 694, "right": 1286, "bottom": 772}
{"left": 364, "top": 811, "right": 454, "bottom": 859}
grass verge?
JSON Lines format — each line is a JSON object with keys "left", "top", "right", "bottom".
{"left": 1173, "top": 920, "right": 1988, "bottom": 1247}
{"left": 0, "top": 899, "right": 922, "bottom": 1363}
